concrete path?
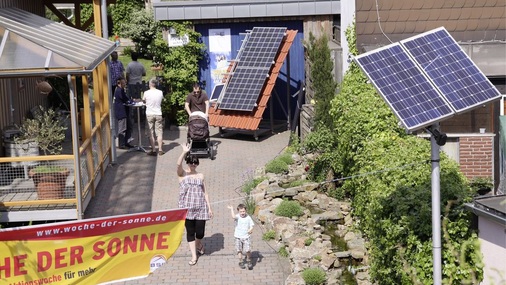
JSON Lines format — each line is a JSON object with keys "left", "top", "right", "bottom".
{"left": 84, "top": 124, "right": 292, "bottom": 285}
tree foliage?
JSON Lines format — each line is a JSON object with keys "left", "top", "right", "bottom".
{"left": 119, "top": 8, "right": 159, "bottom": 56}
{"left": 306, "top": 33, "right": 337, "bottom": 130}
{"left": 300, "top": 22, "right": 483, "bottom": 284}
{"left": 151, "top": 21, "right": 206, "bottom": 125}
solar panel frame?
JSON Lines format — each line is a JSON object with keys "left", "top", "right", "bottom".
{"left": 354, "top": 43, "right": 454, "bottom": 131}
{"left": 209, "top": 83, "right": 224, "bottom": 102}
{"left": 401, "top": 27, "right": 501, "bottom": 113}
{"left": 237, "top": 27, "right": 286, "bottom": 69}
{"left": 218, "top": 27, "right": 286, "bottom": 111}
{"left": 218, "top": 67, "right": 269, "bottom": 111}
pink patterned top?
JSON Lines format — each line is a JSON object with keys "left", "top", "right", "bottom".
{"left": 178, "top": 176, "right": 210, "bottom": 220}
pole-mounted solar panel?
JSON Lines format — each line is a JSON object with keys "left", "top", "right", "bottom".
{"left": 354, "top": 27, "right": 501, "bottom": 285}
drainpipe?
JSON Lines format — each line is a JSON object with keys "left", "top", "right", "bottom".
{"left": 101, "top": 0, "right": 117, "bottom": 164}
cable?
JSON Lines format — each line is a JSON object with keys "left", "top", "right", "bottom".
{"left": 375, "top": 0, "right": 393, "bottom": 44}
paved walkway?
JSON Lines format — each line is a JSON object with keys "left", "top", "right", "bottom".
{"left": 84, "top": 124, "right": 292, "bottom": 285}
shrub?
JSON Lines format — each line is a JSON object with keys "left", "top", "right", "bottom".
{"left": 302, "top": 267, "right": 326, "bottom": 285}
{"left": 265, "top": 158, "right": 289, "bottom": 174}
{"left": 278, "top": 246, "right": 289, "bottom": 258}
{"left": 262, "top": 230, "right": 276, "bottom": 241}
{"left": 278, "top": 152, "right": 294, "bottom": 165}
{"left": 243, "top": 195, "right": 256, "bottom": 216}
{"left": 304, "top": 238, "right": 314, "bottom": 246}
{"left": 305, "top": 32, "right": 338, "bottom": 130}
{"left": 242, "top": 176, "right": 266, "bottom": 195}
{"left": 275, "top": 200, "right": 303, "bottom": 217}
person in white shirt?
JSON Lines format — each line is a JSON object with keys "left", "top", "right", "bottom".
{"left": 142, "top": 78, "right": 164, "bottom": 156}
{"left": 228, "top": 204, "right": 255, "bottom": 270}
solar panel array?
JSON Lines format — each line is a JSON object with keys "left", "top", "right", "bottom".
{"left": 218, "top": 27, "right": 286, "bottom": 111}
{"left": 355, "top": 27, "right": 501, "bottom": 132}
{"left": 402, "top": 28, "right": 501, "bottom": 112}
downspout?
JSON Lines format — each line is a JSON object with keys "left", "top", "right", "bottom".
{"left": 101, "top": 0, "right": 117, "bottom": 163}
{"left": 68, "top": 74, "right": 83, "bottom": 219}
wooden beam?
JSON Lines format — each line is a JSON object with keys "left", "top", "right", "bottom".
{"left": 44, "top": 3, "right": 76, "bottom": 28}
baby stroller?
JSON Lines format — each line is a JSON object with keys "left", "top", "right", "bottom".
{"left": 187, "top": 112, "right": 215, "bottom": 160}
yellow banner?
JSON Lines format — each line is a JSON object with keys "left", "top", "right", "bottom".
{"left": 0, "top": 209, "right": 187, "bottom": 285}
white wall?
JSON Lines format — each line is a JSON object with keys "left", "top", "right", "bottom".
{"left": 341, "top": 0, "right": 355, "bottom": 74}
{"left": 479, "top": 217, "right": 506, "bottom": 284}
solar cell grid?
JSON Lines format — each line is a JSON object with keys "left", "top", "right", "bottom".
{"left": 402, "top": 27, "right": 501, "bottom": 113}
{"left": 355, "top": 44, "right": 454, "bottom": 131}
{"left": 218, "top": 27, "right": 286, "bottom": 111}
{"left": 237, "top": 27, "right": 286, "bottom": 69}
{"left": 219, "top": 67, "right": 269, "bottom": 111}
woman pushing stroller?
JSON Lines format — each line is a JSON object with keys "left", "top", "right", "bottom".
{"left": 185, "top": 83, "right": 209, "bottom": 118}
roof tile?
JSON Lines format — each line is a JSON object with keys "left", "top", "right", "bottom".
{"left": 469, "top": 0, "right": 487, "bottom": 7}
{"left": 485, "top": 0, "right": 499, "bottom": 7}
{"left": 209, "top": 30, "right": 297, "bottom": 131}
{"left": 397, "top": 10, "right": 410, "bottom": 21}
{"left": 459, "top": 8, "right": 473, "bottom": 20}
{"left": 391, "top": 1, "right": 404, "bottom": 9}
{"left": 427, "top": 9, "right": 441, "bottom": 21}
{"left": 358, "top": 0, "right": 375, "bottom": 11}
{"left": 460, "top": 20, "right": 476, "bottom": 31}
{"left": 419, "top": 10, "right": 431, "bottom": 21}
{"left": 453, "top": 0, "right": 467, "bottom": 8}
{"left": 449, "top": 9, "right": 462, "bottom": 20}
{"left": 404, "top": 21, "right": 417, "bottom": 33}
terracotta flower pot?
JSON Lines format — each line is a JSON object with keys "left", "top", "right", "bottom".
{"left": 29, "top": 168, "right": 70, "bottom": 200}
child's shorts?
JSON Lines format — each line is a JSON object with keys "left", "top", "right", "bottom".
{"left": 234, "top": 237, "right": 252, "bottom": 253}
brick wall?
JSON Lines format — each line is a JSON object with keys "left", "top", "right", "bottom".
{"left": 459, "top": 135, "right": 494, "bottom": 179}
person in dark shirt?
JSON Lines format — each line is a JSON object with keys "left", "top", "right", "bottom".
{"left": 185, "top": 83, "right": 209, "bottom": 117}
{"left": 113, "top": 78, "right": 134, "bottom": 149}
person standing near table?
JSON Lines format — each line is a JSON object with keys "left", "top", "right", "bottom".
{"left": 185, "top": 83, "right": 209, "bottom": 117}
{"left": 143, "top": 78, "right": 164, "bottom": 156}
{"left": 126, "top": 52, "right": 146, "bottom": 99}
{"left": 109, "top": 51, "right": 124, "bottom": 93}
{"left": 113, "top": 78, "right": 134, "bottom": 149}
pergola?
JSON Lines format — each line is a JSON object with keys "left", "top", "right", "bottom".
{"left": 0, "top": 6, "right": 116, "bottom": 222}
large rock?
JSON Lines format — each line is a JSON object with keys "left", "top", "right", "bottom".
{"left": 266, "top": 184, "right": 286, "bottom": 198}
{"left": 285, "top": 273, "right": 305, "bottom": 285}
{"left": 311, "top": 210, "right": 343, "bottom": 222}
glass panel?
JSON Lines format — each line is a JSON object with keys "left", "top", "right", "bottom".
{"left": 0, "top": 30, "right": 80, "bottom": 70}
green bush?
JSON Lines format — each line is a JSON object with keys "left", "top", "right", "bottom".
{"left": 304, "top": 238, "right": 314, "bottom": 246}
{"left": 347, "top": 133, "right": 481, "bottom": 284}
{"left": 262, "top": 230, "right": 276, "bottom": 241}
{"left": 305, "top": 32, "right": 338, "bottom": 130}
{"left": 278, "top": 152, "right": 294, "bottom": 165}
{"left": 275, "top": 200, "right": 303, "bottom": 217}
{"left": 302, "top": 267, "right": 326, "bottom": 285}
{"left": 243, "top": 195, "right": 256, "bottom": 216}
{"left": 242, "top": 176, "right": 266, "bottom": 195}
{"left": 265, "top": 158, "right": 289, "bottom": 174}
{"left": 278, "top": 246, "right": 289, "bottom": 258}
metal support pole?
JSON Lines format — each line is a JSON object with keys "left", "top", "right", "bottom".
{"left": 101, "top": 0, "right": 117, "bottom": 163}
{"left": 68, "top": 75, "right": 83, "bottom": 219}
{"left": 430, "top": 123, "right": 442, "bottom": 285}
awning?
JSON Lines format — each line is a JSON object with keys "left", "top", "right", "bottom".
{"left": 0, "top": 8, "right": 116, "bottom": 78}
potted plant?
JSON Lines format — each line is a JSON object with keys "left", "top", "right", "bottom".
{"left": 15, "top": 106, "right": 69, "bottom": 199}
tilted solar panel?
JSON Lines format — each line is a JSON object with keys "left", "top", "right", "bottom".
{"left": 355, "top": 43, "right": 454, "bottom": 131}
{"left": 218, "top": 67, "right": 269, "bottom": 111}
{"left": 218, "top": 27, "right": 287, "bottom": 111}
{"left": 238, "top": 27, "right": 286, "bottom": 69}
{"left": 402, "top": 27, "right": 501, "bottom": 113}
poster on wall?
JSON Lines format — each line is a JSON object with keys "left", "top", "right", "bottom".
{"left": 209, "top": 29, "right": 231, "bottom": 91}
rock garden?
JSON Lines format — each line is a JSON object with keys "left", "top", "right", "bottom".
{"left": 248, "top": 152, "right": 373, "bottom": 285}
